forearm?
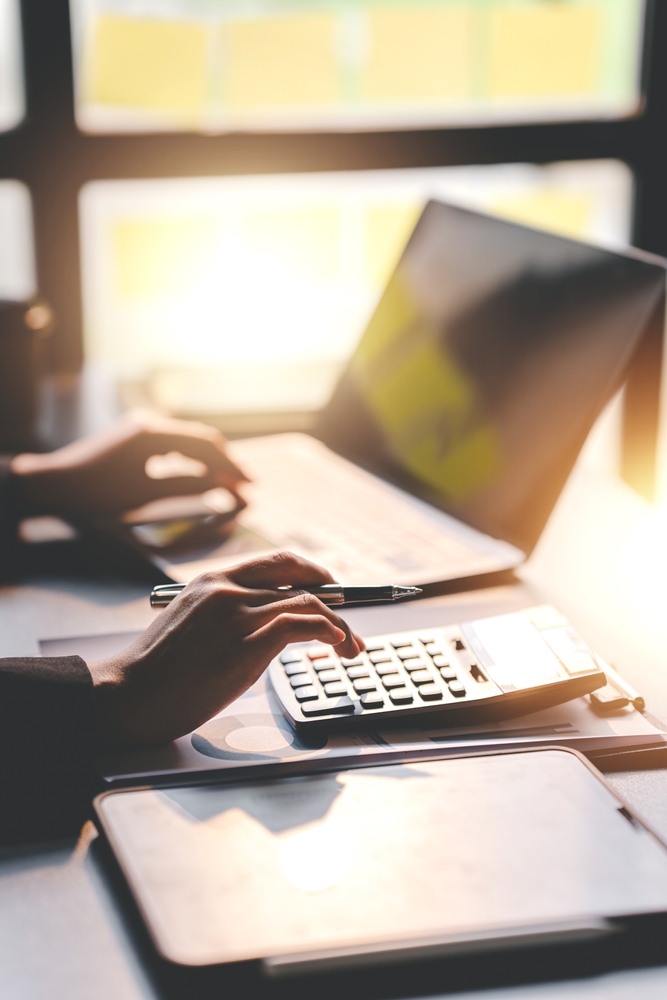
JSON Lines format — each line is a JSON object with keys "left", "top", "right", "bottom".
{"left": 0, "top": 655, "right": 102, "bottom": 844}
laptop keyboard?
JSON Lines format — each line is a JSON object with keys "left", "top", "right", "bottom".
{"left": 232, "top": 434, "right": 511, "bottom": 582}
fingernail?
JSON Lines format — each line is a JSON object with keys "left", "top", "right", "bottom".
{"left": 333, "top": 626, "right": 346, "bottom": 641}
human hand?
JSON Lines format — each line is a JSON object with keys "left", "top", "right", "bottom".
{"left": 89, "top": 552, "right": 365, "bottom": 750}
{"left": 9, "top": 409, "right": 248, "bottom": 517}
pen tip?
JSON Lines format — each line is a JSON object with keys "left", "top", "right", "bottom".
{"left": 393, "top": 585, "right": 423, "bottom": 598}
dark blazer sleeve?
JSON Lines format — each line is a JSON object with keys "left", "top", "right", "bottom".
{"left": 0, "top": 454, "right": 21, "bottom": 580}
{"left": 0, "top": 655, "right": 100, "bottom": 844}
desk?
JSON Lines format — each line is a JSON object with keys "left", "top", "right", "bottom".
{"left": 3, "top": 460, "right": 667, "bottom": 999}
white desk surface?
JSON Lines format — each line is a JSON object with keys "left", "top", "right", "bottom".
{"left": 3, "top": 458, "right": 667, "bottom": 999}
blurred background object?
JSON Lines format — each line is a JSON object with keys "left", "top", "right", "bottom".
{"left": 70, "top": 0, "right": 645, "bottom": 134}
{"left": 0, "top": 0, "right": 666, "bottom": 499}
{"left": 79, "top": 159, "right": 633, "bottom": 430}
{"left": 0, "top": 0, "right": 24, "bottom": 131}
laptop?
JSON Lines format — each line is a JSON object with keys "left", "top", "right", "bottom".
{"left": 117, "top": 200, "right": 666, "bottom": 588}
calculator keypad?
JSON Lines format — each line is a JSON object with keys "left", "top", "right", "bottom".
{"left": 276, "top": 628, "right": 482, "bottom": 719}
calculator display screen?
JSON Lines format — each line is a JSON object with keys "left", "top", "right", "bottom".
{"left": 318, "top": 200, "right": 665, "bottom": 553}
{"left": 465, "top": 614, "right": 564, "bottom": 693}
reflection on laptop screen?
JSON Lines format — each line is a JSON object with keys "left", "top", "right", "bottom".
{"left": 318, "top": 201, "right": 665, "bottom": 554}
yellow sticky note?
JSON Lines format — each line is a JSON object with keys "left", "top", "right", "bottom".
{"left": 362, "top": 5, "right": 474, "bottom": 102}
{"left": 365, "top": 203, "right": 423, "bottom": 286}
{"left": 112, "top": 218, "right": 216, "bottom": 301}
{"left": 226, "top": 13, "right": 340, "bottom": 108}
{"left": 489, "top": 4, "right": 603, "bottom": 98}
{"left": 490, "top": 190, "right": 593, "bottom": 241}
{"left": 87, "top": 14, "right": 208, "bottom": 112}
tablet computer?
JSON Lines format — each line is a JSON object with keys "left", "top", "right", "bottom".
{"left": 94, "top": 747, "right": 667, "bottom": 971}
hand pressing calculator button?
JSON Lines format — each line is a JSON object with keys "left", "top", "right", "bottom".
{"left": 268, "top": 606, "right": 607, "bottom": 734}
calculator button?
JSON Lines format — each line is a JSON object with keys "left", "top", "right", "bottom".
{"left": 312, "top": 658, "right": 337, "bottom": 672}
{"left": 422, "top": 642, "right": 442, "bottom": 655}
{"left": 382, "top": 674, "right": 406, "bottom": 690}
{"left": 353, "top": 678, "right": 377, "bottom": 694}
{"left": 440, "top": 666, "right": 458, "bottom": 682}
{"left": 392, "top": 639, "right": 415, "bottom": 649}
{"left": 402, "top": 658, "right": 426, "bottom": 672}
{"left": 419, "top": 684, "right": 443, "bottom": 701}
{"left": 410, "top": 670, "right": 434, "bottom": 685}
{"left": 290, "top": 673, "right": 313, "bottom": 688}
{"left": 361, "top": 691, "right": 384, "bottom": 709}
{"left": 280, "top": 651, "right": 302, "bottom": 665}
{"left": 389, "top": 688, "right": 413, "bottom": 704}
{"left": 369, "top": 651, "right": 391, "bottom": 664}
{"left": 346, "top": 665, "right": 370, "bottom": 679}
{"left": 284, "top": 661, "right": 309, "bottom": 677}
{"left": 307, "top": 646, "right": 330, "bottom": 660}
{"left": 324, "top": 682, "right": 349, "bottom": 697}
{"left": 301, "top": 697, "right": 354, "bottom": 716}
{"left": 375, "top": 662, "right": 400, "bottom": 676}
{"left": 397, "top": 648, "right": 419, "bottom": 660}
{"left": 295, "top": 686, "right": 319, "bottom": 702}
{"left": 448, "top": 681, "right": 466, "bottom": 697}
{"left": 364, "top": 644, "right": 386, "bottom": 654}
{"left": 341, "top": 657, "right": 364, "bottom": 668}
{"left": 318, "top": 669, "right": 342, "bottom": 684}
{"left": 431, "top": 655, "right": 450, "bottom": 668}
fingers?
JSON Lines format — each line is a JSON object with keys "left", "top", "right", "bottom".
{"left": 138, "top": 431, "right": 249, "bottom": 487}
{"left": 249, "top": 614, "right": 347, "bottom": 665}
{"left": 136, "top": 473, "right": 244, "bottom": 504}
{"left": 225, "top": 551, "right": 336, "bottom": 589}
{"left": 246, "top": 591, "right": 360, "bottom": 658}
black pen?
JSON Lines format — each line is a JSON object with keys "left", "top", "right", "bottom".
{"left": 150, "top": 582, "right": 422, "bottom": 609}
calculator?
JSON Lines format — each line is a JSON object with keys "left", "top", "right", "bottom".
{"left": 268, "top": 605, "right": 607, "bottom": 734}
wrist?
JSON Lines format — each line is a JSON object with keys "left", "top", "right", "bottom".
{"left": 9, "top": 452, "right": 60, "bottom": 515}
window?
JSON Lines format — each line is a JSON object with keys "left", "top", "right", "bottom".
{"left": 0, "top": 0, "right": 24, "bottom": 132}
{"left": 71, "top": 0, "right": 646, "bottom": 134}
{"left": 0, "top": 180, "right": 35, "bottom": 300}
{"left": 80, "top": 159, "right": 632, "bottom": 419}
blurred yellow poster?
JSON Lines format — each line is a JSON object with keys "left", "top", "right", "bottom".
{"left": 86, "top": 14, "right": 208, "bottom": 113}
{"left": 226, "top": 13, "right": 340, "bottom": 108}
{"left": 76, "top": 1, "right": 643, "bottom": 132}
{"left": 489, "top": 5, "right": 603, "bottom": 98}
{"left": 362, "top": 5, "right": 474, "bottom": 102}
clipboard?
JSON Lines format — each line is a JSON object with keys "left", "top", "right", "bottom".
{"left": 94, "top": 747, "right": 667, "bottom": 971}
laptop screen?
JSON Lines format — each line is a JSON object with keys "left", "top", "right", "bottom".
{"left": 317, "top": 200, "right": 666, "bottom": 554}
